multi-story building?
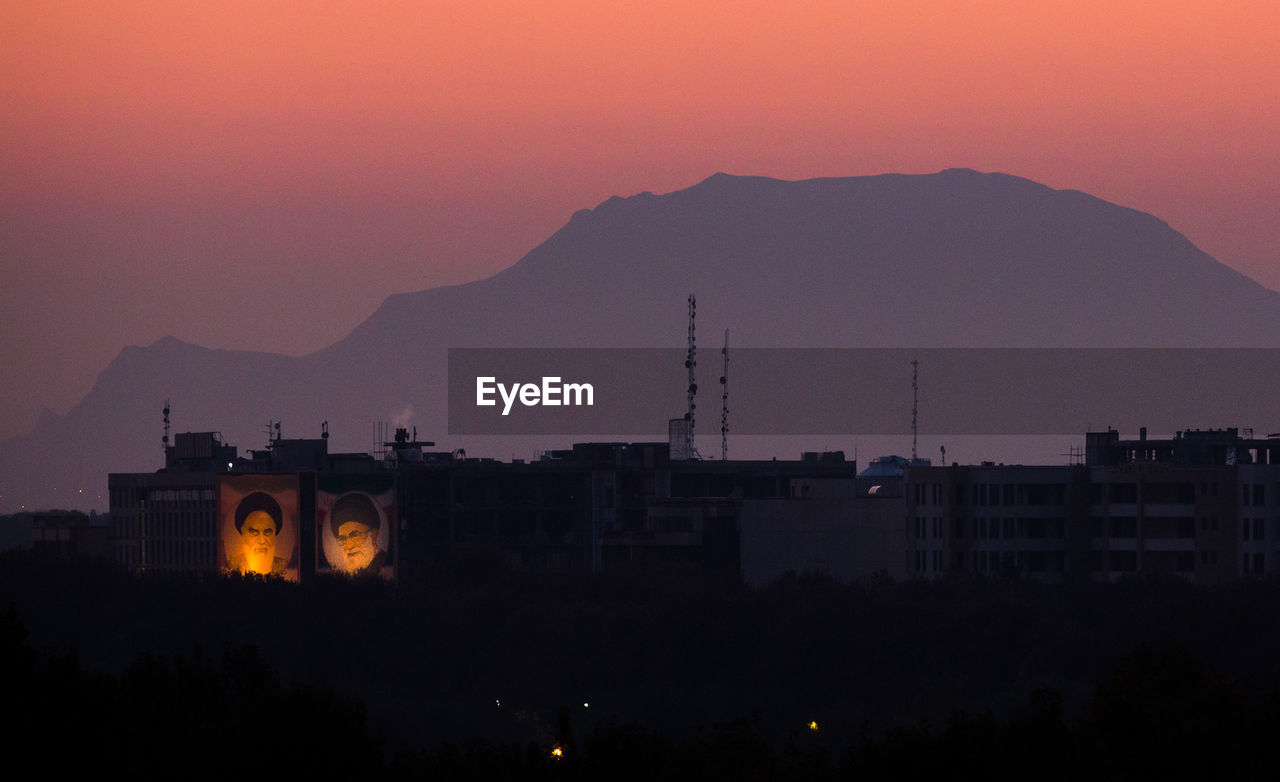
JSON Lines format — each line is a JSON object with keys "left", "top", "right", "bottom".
{"left": 108, "top": 429, "right": 379, "bottom": 575}
{"left": 111, "top": 429, "right": 863, "bottom": 579}
{"left": 396, "top": 442, "right": 860, "bottom": 573}
{"left": 21, "top": 510, "right": 111, "bottom": 559}
{"left": 108, "top": 432, "right": 234, "bottom": 572}
{"left": 110, "top": 425, "right": 1280, "bottom": 584}
{"left": 905, "top": 428, "right": 1279, "bottom": 583}
{"left": 739, "top": 459, "right": 909, "bottom": 586}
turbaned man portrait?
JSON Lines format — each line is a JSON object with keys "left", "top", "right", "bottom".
{"left": 327, "top": 492, "right": 387, "bottom": 576}
{"left": 227, "top": 491, "right": 289, "bottom": 576}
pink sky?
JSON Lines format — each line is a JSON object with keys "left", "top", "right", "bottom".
{"left": 2, "top": 1, "right": 1278, "bottom": 439}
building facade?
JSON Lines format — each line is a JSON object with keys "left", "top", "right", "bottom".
{"left": 905, "top": 428, "right": 1278, "bottom": 583}
{"left": 109, "top": 426, "right": 1280, "bottom": 584}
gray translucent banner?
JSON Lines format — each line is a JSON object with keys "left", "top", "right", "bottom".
{"left": 447, "top": 348, "right": 1280, "bottom": 436}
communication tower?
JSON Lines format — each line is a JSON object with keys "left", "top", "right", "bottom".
{"left": 911, "top": 359, "right": 919, "bottom": 462}
{"left": 372, "top": 420, "right": 388, "bottom": 462}
{"left": 684, "top": 294, "right": 700, "bottom": 459}
{"left": 263, "top": 420, "right": 281, "bottom": 449}
{"left": 720, "top": 329, "right": 729, "bottom": 460}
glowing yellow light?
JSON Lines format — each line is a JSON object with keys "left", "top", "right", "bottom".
{"left": 808, "top": 721, "right": 819, "bottom": 732}
{"left": 551, "top": 746, "right": 564, "bottom": 759}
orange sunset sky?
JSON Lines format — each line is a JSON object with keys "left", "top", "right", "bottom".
{"left": 2, "top": 1, "right": 1278, "bottom": 439}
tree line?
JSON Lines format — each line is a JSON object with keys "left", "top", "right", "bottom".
{"left": 4, "top": 549, "right": 1280, "bottom": 778}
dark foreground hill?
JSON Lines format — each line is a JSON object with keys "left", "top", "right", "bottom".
{"left": 6, "top": 169, "right": 1280, "bottom": 511}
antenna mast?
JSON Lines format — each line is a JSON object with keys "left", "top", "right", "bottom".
{"left": 720, "top": 329, "right": 729, "bottom": 460}
{"left": 162, "top": 398, "right": 170, "bottom": 455}
{"left": 911, "top": 359, "right": 919, "bottom": 462}
{"left": 372, "top": 420, "right": 389, "bottom": 462}
{"left": 264, "top": 420, "right": 281, "bottom": 449}
{"left": 684, "top": 294, "right": 700, "bottom": 459}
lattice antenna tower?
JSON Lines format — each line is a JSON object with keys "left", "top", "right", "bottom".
{"left": 720, "top": 329, "right": 729, "bottom": 460}
{"left": 162, "top": 399, "right": 171, "bottom": 455}
{"left": 684, "top": 294, "right": 700, "bottom": 459}
{"left": 372, "top": 420, "right": 389, "bottom": 462}
{"left": 264, "top": 420, "right": 281, "bottom": 449}
{"left": 911, "top": 359, "right": 919, "bottom": 462}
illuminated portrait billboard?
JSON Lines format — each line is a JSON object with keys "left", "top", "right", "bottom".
{"left": 218, "top": 474, "right": 300, "bottom": 581}
{"left": 316, "top": 474, "right": 395, "bottom": 579}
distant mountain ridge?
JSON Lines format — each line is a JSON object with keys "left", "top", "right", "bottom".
{"left": 6, "top": 169, "right": 1280, "bottom": 512}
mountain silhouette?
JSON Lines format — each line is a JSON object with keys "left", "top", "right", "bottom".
{"left": 6, "top": 169, "right": 1280, "bottom": 511}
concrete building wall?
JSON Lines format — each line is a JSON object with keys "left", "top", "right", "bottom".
{"left": 740, "top": 493, "right": 905, "bottom": 586}
{"left": 108, "top": 471, "right": 220, "bottom": 573}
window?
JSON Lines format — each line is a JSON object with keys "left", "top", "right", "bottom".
{"left": 1109, "top": 517, "right": 1137, "bottom": 538}
{"left": 1025, "top": 551, "right": 1048, "bottom": 572}
{"left": 1109, "top": 483, "right": 1137, "bottom": 503}
{"left": 1109, "top": 550, "right": 1137, "bottom": 572}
